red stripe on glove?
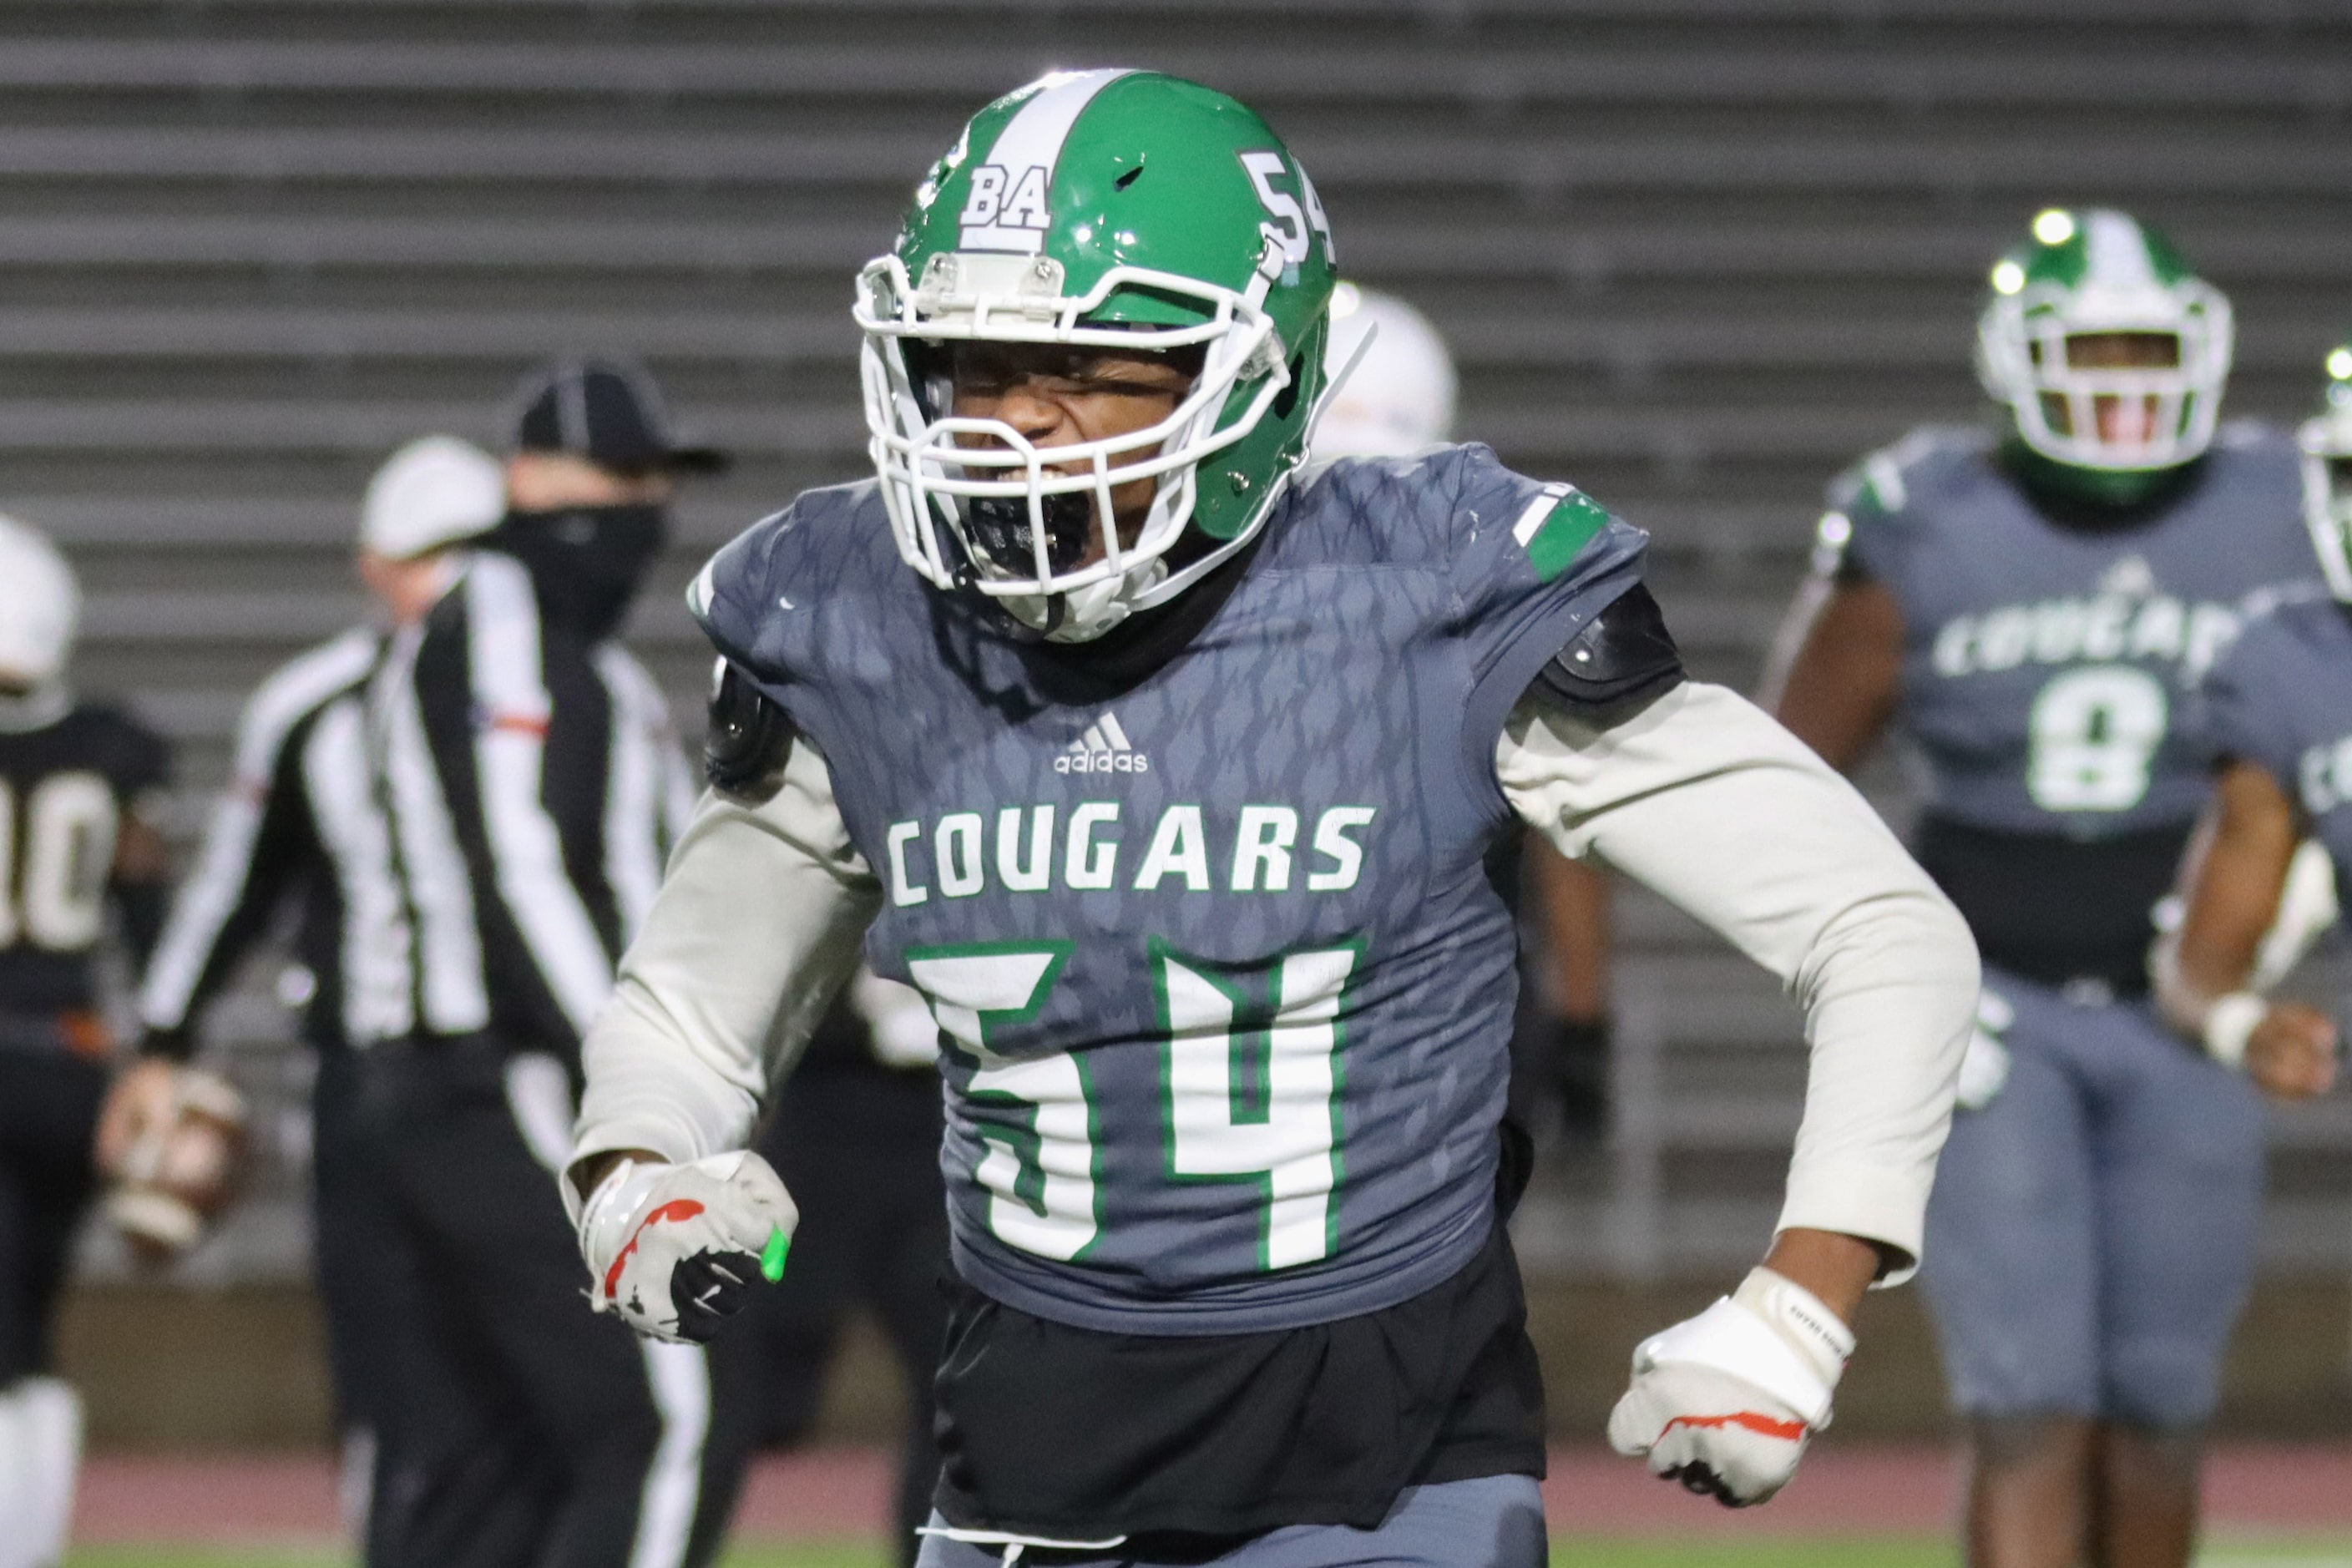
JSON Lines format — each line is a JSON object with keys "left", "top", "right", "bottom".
{"left": 601, "top": 1198, "right": 707, "bottom": 1301}
{"left": 1662, "top": 1411, "right": 1807, "bottom": 1442}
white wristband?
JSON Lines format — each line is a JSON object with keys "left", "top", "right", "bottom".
{"left": 1734, "top": 1266, "right": 1854, "bottom": 1389}
{"left": 2202, "top": 992, "right": 2265, "bottom": 1070}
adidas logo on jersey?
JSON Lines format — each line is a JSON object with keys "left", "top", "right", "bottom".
{"left": 1056, "top": 713, "right": 1150, "bottom": 775}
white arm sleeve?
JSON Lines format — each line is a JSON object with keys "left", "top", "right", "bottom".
{"left": 568, "top": 735, "right": 882, "bottom": 1191}
{"left": 1499, "top": 682, "right": 1980, "bottom": 1280}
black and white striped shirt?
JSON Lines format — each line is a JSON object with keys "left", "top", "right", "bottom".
{"left": 142, "top": 554, "right": 693, "bottom": 1060}
{"left": 139, "top": 627, "right": 407, "bottom": 1055}
{"left": 366, "top": 550, "right": 693, "bottom": 1058}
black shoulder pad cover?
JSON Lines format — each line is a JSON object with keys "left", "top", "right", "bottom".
{"left": 704, "top": 658, "right": 796, "bottom": 803}
{"left": 1528, "top": 583, "right": 1685, "bottom": 716}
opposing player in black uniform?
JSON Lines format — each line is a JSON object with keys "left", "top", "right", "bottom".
{"left": 0, "top": 515, "right": 172, "bottom": 1566}
{"left": 132, "top": 434, "right": 505, "bottom": 1558}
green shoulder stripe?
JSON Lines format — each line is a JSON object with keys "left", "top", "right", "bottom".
{"left": 1515, "top": 488, "right": 1612, "bottom": 584}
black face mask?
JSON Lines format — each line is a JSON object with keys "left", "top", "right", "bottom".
{"left": 486, "top": 503, "right": 668, "bottom": 640}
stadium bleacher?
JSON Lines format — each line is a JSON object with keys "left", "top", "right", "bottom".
{"left": 5, "top": 0, "right": 2349, "bottom": 1288}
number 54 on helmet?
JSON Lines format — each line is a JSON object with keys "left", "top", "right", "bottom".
{"left": 856, "top": 70, "right": 1338, "bottom": 643}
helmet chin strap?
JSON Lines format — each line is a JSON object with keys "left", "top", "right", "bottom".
{"left": 1048, "top": 574, "right": 1151, "bottom": 642}
{"left": 1001, "top": 556, "right": 1169, "bottom": 644}
{"left": 1020, "top": 471, "right": 1293, "bottom": 645}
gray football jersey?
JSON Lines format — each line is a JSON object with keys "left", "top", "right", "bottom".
{"left": 2199, "top": 589, "right": 2352, "bottom": 886}
{"left": 1828, "top": 422, "right": 2318, "bottom": 837}
{"left": 696, "top": 446, "right": 1644, "bottom": 1335}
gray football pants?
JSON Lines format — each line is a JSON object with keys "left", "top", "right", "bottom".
{"left": 913, "top": 1474, "right": 1545, "bottom": 1568}
{"left": 1920, "top": 968, "right": 2267, "bottom": 1428}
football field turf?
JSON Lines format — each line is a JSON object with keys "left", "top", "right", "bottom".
{"left": 58, "top": 1540, "right": 2352, "bottom": 1567}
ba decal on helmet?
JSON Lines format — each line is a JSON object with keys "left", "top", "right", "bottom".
{"left": 0, "top": 515, "right": 80, "bottom": 692}
{"left": 2299, "top": 342, "right": 2352, "bottom": 599}
{"left": 857, "top": 69, "right": 1338, "bottom": 641}
{"left": 1975, "top": 207, "right": 2232, "bottom": 473}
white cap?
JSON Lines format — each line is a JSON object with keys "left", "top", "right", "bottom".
{"left": 360, "top": 435, "right": 505, "bottom": 560}
{"left": 1313, "top": 283, "right": 1459, "bottom": 460}
{"left": 0, "top": 514, "right": 79, "bottom": 689}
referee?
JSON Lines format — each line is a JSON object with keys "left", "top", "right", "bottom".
{"left": 134, "top": 434, "right": 505, "bottom": 1558}
{"left": 356, "top": 362, "right": 721, "bottom": 1568}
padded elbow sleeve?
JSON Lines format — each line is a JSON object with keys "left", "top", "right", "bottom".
{"left": 1529, "top": 583, "right": 1686, "bottom": 718}
{"left": 704, "top": 658, "right": 796, "bottom": 804}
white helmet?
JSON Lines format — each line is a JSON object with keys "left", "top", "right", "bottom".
{"left": 1975, "top": 207, "right": 2232, "bottom": 473}
{"left": 1313, "top": 283, "right": 1458, "bottom": 460}
{"left": 2299, "top": 343, "right": 2352, "bottom": 599}
{"left": 360, "top": 435, "right": 505, "bottom": 560}
{"left": 0, "top": 515, "right": 79, "bottom": 690}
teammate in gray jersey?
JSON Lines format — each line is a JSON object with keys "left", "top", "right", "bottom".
{"left": 2152, "top": 345, "right": 2352, "bottom": 1102}
{"left": 1765, "top": 209, "right": 2320, "bottom": 1568}
{"left": 561, "top": 73, "right": 1978, "bottom": 1566}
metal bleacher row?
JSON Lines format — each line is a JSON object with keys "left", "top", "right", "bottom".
{"left": 7, "top": 0, "right": 2350, "bottom": 1281}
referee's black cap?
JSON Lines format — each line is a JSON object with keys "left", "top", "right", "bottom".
{"left": 508, "top": 358, "right": 730, "bottom": 475}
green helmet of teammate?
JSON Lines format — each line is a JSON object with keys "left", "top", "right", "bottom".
{"left": 1975, "top": 207, "right": 2233, "bottom": 479}
{"left": 856, "top": 70, "right": 1338, "bottom": 641}
{"left": 2299, "top": 340, "right": 2352, "bottom": 599}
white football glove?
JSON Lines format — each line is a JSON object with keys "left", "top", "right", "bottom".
{"left": 1607, "top": 1267, "right": 1853, "bottom": 1507}
{"left": 576, "top": 1151, "right": 799, "bottom": 1344}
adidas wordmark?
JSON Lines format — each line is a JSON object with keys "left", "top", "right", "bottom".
{"left": 1057, "top": 713, "right": 1150, "bottom": 775}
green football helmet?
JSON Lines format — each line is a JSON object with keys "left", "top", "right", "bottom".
{"left": 856, "top": 70, "right": 1338, "bottom": 641}
{"left": 1975, "top": 207, "right": 2233, "bottom": 474}
{"left": 2299, "top": 341, "right": 2352, "bottom": 599}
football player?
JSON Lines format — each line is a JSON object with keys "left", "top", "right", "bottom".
{"left": 0, "top": 517, "right": 172, "bottom": 1568}
{"left": 1315, "top": 281, "right": 1616, "bottom": 1144}
{"left": 2150, "top": 344, "right": 2352, "bottom": 1098}
{"left": 564, "top": 73, "right": 1978, "bottom": 1567}
{"left": 128, "top": 434, "right": 504, "bottom": 1556}
{"left": 1763, "top": 210, "right": 2318, "bottom": 1568}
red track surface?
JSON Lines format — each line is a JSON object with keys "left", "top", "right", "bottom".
{"left": 72, "top": 1444, "right": 2352, "bottom": 1545}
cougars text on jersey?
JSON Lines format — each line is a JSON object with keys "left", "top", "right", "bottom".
{"left": 695, "top": 444, "right": 1645, "bottom": 1334}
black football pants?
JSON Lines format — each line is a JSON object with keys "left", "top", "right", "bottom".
{"left": 0, "top": 1044, "right": 104, "bottom": 1387}
{"left": 695, "top": 1066, "right": 949, "bottom": 1568}
{"left": 311, "top": 1043, "right": 423, "bottom": 1561}
{"left": 354, "top": 1034, "right": 741, "bottom": 1568}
